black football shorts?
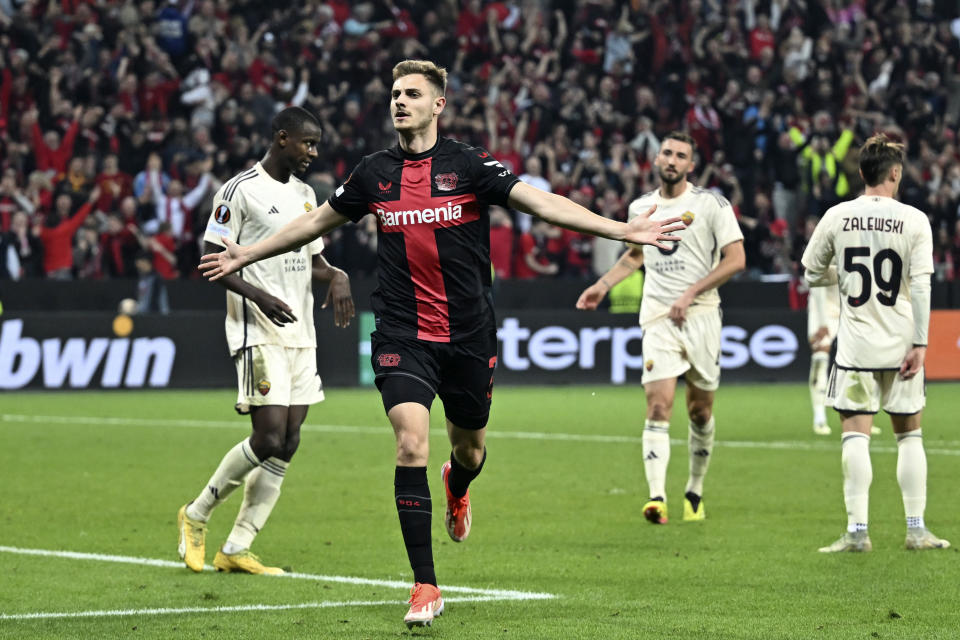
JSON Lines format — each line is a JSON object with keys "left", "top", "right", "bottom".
{"left": 371, "top": 327, "right": 498, "bottom": 430}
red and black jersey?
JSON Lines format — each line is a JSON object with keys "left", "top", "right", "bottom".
{"left": 329, "top": 137, "right": 519, "bottom": 343}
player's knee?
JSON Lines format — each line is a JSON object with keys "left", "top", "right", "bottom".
{"left": 250, "top": 429, "right": 286, "bottom": 461}
{"left": 647, "top": 400, "right": 672, "bottom": 421}
{"left": 688, "top": 403, "right": 712, "bottom": 426}
{"left": 395, "top": 430, "right": 429, "bottom": 466}
{"left": 451, "top": 441, "right": 484, "bottom": 469}
{"left": 280, "top": 431, "right": 301, "bottom": 461}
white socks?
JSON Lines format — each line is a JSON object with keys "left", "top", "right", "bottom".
{"left": 642, "top": 420, "right": 671, "bottom": 500}
{"left": 187, "top": 439, "right": 262, "bottom": 522}
{"left": 896, "top": 429, "right": 926, "bottom": 529}
{"left": 224, "top": 457, "right": 288, "bottom": 552}
{"left": 686, "top": 417, "right": 715, "bottom": 497}
{"left": 810, "top": 352, "right": 829, "bottom": 425}
{"left": 841, "top": 432, "right": 872, "bottom": 533}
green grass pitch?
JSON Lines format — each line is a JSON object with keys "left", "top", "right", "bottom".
{"left": 1, "top": 382, "right": 958, "bottom": 639}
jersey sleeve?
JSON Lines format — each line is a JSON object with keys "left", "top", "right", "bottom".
{"left": 626, "top": 197, "right": 653, "bottom": 221}
{"left": 327, "top": 157, "right": 370, "bottom": 222}
{"left": 909, "top": 212, "right": 934, "bottom": 278}
{"left": 464, "top": 146, "right": 520, "bottom": 207}
{"left": 712, "top": 197, "right": 744, "bottom": 248}
{"left": 203, "top": 183, "right": 243, "bottom": 247}
{"left": 801, "top": 212, "right": 838, "bottom": 286}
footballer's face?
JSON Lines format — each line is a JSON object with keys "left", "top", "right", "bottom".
{"left": 283, "top": 121, "right": 321, "bottom": 174}
{"left": 655, "top": 139, "right": 695, "bottom": 185}
{"left": 391, "top": 74, "right": 445, "bottom": 134}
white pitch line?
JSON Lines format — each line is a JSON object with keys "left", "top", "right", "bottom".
{"left": 3, "top": 413, "right": 960, "bottom": 456}
{"left": 0, "top": 595, "right": 521, "bottom": 621}
{"left": 0, "top": 546, "right": 555, "bottom": 601}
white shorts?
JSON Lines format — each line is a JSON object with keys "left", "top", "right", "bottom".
{"left": 641, "top": 309, "right": 721, "bottom": 391}
{"left": 234, "top": 344, "right": 325, "bottom": 413}
{"left": 827, "top": 366, "right": 925, "bottom": 415}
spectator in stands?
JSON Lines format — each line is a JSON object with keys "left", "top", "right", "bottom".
{"left": 0, "top": 210, "right": 43, "bottom": 280}
{"left": 39, "top": 187, "right": 100, "bottom": 279}
{"left": 94, "top": 154, "right": 134, "bottom": 214}
{"left": 143, "top": 157, "right": 213, "bottom": 273}
{"left": 29, "top": 106, "right": 83, "bottom": 179}
{"left": 145, "top": 221, "right": 180, "bottom": 280}
{"left": 73, "top": 222, "right": 102, "bottom": 280}
{"left": 489, "top": 206, "right": 514, "bottom": 281}
{"left": 0, "top": 0, "right": 957, "bottom": 282}
{"left": 0, "top": 168, "right": 34, "bottom": 230}
{"left": 134, "top": 250, "right": 170, "bottom": 314}
{"left": 99, "top": 213, "right": 140, "bottom": 278}
{"left": 516, "top": 156, "right": 552, "bottom": 233}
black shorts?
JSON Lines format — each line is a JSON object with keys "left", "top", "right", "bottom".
{"left": 371, "top": 327, "right": 498, "bottom": 430}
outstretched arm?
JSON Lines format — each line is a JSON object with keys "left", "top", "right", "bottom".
{"left": 575, "top": 246, "right": 644, "bottom": 310}
{"left": 507, "top": 181, "right": 683, "bottom": 249}
{"left": 199, "top": 201, "right": 351, "bottom": 280}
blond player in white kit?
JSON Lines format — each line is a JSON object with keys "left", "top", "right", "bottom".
{"left": 177, "top": 107, "right": 355, "bottom": 574}
{"left": 577, "top": 131, "right": 745, "bottom": 524}
{"left": 802, "top": 134, "right": 948, "bottom": 553}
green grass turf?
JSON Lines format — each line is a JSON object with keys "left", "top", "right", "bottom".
{"left": 1, "top": 382, "right": 958, "bottom": 639}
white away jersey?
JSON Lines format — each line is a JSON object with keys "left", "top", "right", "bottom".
{"left": 628, "top": 184, "right": 743, "bottom": 325}
{"left": 801, "top": 195, "right": 933, "bottom": 369}
{"left": 203, "top": 163, "right": 323, "bottom": 354}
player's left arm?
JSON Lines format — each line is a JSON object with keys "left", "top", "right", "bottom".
{"left": 507, "top": 181, "right": 684, "bottom": 249}
{"left": 668, "top": 240, "right": 745, "bottom": 327}
{"left": 901, "top": 220, "right": 935, "bottom": 379}
{"left": 311, "top": 252, "right": 355, "bottom": 329}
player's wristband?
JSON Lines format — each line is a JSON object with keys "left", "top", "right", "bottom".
{"left": 599, "top": 278, "right": 612, "bottom": 291}
{"left": 912, "top": 344, "right": 927, "bottom": 348}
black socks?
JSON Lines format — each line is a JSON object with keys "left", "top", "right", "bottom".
{"left": 447, "top": 448, "right": 486, "bottom": 499}
{"left": 395, "top": 466, "right": 436, "bottom": 586}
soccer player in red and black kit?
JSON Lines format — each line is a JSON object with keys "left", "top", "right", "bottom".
{"left": 201, "top": 59, "right": 683, "bottom": 628}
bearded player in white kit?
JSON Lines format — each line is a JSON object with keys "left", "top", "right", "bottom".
{"left": 577, "top": 131, "right": 745, "bottom": 524}
{"left": 177, "top": 106, "right": 355, "bottom": 573}
{"left": 802, "top": 134, "right": 948, "bottom": 552}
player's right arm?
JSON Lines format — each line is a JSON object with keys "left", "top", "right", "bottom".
{"left": 199, "top": 201, "right": 351, "bottom": 280}
{"left": 575, "top": 246, "right": 644, "bottom": 310}
{"left": 203, "top": 241, "right": 298, "bottom": 326}
{"left": 801, "top": 211, "right": 838, "bottom": 286}
{"left": 509, "top": 182, "right": 683, "bottom": 249}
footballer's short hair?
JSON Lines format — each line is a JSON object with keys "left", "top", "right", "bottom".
{"left": 859, "top": 134, "right": 904, "bottom": 186}
{"left": 392, "top": 60, "right": 447, "bottom": 96}
{"left": 662, "top": 131, "right": 697, "bottom": 153}
{"left": 271, "top": 106, "right": 321, "bottom": 137}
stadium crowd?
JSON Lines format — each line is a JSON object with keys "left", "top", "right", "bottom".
{"left": 1, "top": 0, "right": 959, "bottom": 288}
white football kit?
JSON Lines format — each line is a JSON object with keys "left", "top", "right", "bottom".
{"left": 802, "top": 195, "right": 933, "bottom": 414}
{"left": 628, "top": 183, "right": 743, "bottom": 389}
{"left": 807, "top": 283, "right": 841, "bottom": 350}
{"left": 203, "top": 162, "right": 325, "bottom": 411}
